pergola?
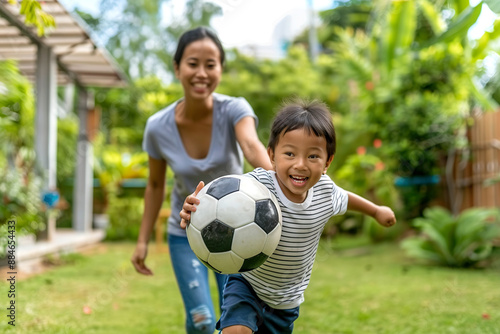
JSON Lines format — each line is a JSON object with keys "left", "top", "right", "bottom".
{"left": 0, "top": 0, "right": 127, "bottom": 240}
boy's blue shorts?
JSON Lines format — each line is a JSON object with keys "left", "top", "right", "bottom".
{"left": 216, "top": 274, "right": 300, "bottom": 334}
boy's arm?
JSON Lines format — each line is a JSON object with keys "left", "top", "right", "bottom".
{"left": 347, "top": 192, "right": 396, "bottom": 227}
{"left": 179, "top": 181, "right": 204, "bottom": 229}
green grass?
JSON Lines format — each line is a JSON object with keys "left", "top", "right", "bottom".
{"left": 1, "top": 239, "right": 499, "bottom": 334}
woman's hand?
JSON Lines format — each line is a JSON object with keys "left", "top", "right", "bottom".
{"left": 131, "top": 242, "right": 153, "bottom": 275}
{"left": 179, "top": 181, "right": 204, "bottom": 229}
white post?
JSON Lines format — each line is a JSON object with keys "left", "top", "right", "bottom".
{"left": 307, "top": 0, "right": 319, "bottom": 63}
{"left": 35, "top": 44, "right": 57, "bottom": 241}
{"left": 73, "top": 89, "right": 94, "bottom": 232}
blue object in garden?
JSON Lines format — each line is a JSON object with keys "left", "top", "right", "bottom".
{"left": 394, "top": 175, "right": 441, "bottom": 187}
{"left": 42, "top": 191, "right": 60, "bottom": 208}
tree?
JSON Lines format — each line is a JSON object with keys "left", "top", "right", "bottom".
{"left": 327, "top": 0, "right": 500, "bottom": 219}
{"left": 217, "top": 46, "right": 337, "bottom": 142}
{"left": 76, "top": 0, "right": 222, "bottom": 80}
{"left": 293, "top": 0, "right": 372, "bottom": 50}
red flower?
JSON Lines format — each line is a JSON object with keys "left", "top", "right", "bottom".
{"left": 357, "top": 146, "right": 366, "bottom": 156}
{"left": 482, "top": 313, "right": 490, "bottom": 320}
{"left": 375, "top": 161, "right": 385, "bottom": 171}
{"left": 373, "top": 138, "right": 382, "bottom": 148}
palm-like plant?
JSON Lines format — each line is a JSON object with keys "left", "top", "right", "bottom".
{"left": 401, "top": 207, "right": 500, "bottom": 267}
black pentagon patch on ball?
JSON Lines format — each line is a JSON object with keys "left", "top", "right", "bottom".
{"left": 240, "top": 253, "right": 269, "bottom": 272}
{"left": 198, "top": 258, "right": 221, "bottom": 274}
{"left": 201, "top": 219, "right": 234, "bottom": 252}
{"left": 207, "top": 177, "right": 240, "bottom": 200}
{"left": 254, "top": 199, "right": 280, "bottom": 233}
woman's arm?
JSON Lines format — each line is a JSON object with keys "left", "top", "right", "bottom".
{"left": 347, "top": 192, "right": 396, "bottom": 227}
{"left": 235, "top": 116, "right": 273, "bottom": 170}
{"left": 131, "top": 156, "right": 167, "bottom": 275}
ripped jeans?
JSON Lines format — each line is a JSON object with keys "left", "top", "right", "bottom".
{"left": 168, "top": 234, "right": 227, "bottom": 334}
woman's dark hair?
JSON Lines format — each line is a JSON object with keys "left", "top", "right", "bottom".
{"left": 173, "top": 26, "right": 225, "bottom": 66}
{"left": 268, "top": 98, "right": 336, "bottom": 159}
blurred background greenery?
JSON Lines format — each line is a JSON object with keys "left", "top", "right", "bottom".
{"left": 1, "top": 0, "right": 500, "bottom": 269}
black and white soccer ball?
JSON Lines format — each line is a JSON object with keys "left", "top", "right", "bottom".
{"left": 186, "top": 174, "right": 282, "bottom": 274}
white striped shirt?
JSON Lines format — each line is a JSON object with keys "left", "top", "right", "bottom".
{"left": 242, "top": 168, "right": 348, "bottom": 310}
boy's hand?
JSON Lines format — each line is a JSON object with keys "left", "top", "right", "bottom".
{"left": 374, "top": 206, "right": 396, "bottom": 227}
{"left": 179, "top": 181, "right": 204, "bottom": 229}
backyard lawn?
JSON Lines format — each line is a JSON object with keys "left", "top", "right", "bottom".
{"left": 1, "top": 237, "right": 499, "bottom": 334}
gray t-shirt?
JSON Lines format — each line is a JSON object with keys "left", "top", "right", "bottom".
{"left": 143, "top": 93, "right": 258, "bottom": 236}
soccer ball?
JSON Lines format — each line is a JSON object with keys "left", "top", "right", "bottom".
{"left": 186, "top": 174, "right": 282, "bottom": 274}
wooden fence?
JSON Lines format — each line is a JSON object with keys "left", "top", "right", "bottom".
{"left": 449, "top": 109, "right": 500, "bottom": 213}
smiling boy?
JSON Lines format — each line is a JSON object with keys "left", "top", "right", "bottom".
{"left": 181, "top": 98, "right": 396, "bottom": 334}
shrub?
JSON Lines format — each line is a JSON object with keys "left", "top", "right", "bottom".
{"left": 401, "top": 207, "right": 500, "bottom": 268}
{"left": 105, "top": 196, "right": 144, "bottom": 241}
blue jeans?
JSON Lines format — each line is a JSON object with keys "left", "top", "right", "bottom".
{"left": 168, "top": 234, "right": 227, "bottom": 334}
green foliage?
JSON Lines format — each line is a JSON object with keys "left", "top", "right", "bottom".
{"left": 0, "top": 60, "right": 35, "bottom": 151}
{"left": 484, "top": 0, "right": 500, "bottom": 13}
{"left": 419, "top": 3, "right": 482, "bottom": 48}
{"left": 78, "top": 0, "right": 221, "bottom": 79}
{"left": 485, "top": 173, "right": 500, "bottom": 186}
{"left": 335, "top": 146, "right": 398, "bottom": 207}
{"left": 219, "top": 46, "right": 337, "bottom": 142}
{"left": 56, "top": 116, "right": 78, "bottom": 184}
{"left": 105, "top": 197, "right": 144, "bottom": 240}
{"left": 362, "top": 215, "right": 406, "bottom": 243}
{"left": 326, "top": 0, "right": 500, "bottom": 218}
{"left": 294, "top": 1, "right": 372, "bottom": 48}
{"left": 402, "top": 207, "right": 500, "bottom": 267}
{"left": 93, "top": 76, "right": 182, "bottom": 149}
{"left": 334, "top": 139, "right": 403, "bottom": 242}
{"left": 0, "top": 149, "right": 45, "bottom": 238}
{"left": 15, "top": 0, "right": 56, "bottom": 36}
{"left": 0, "top": 61, "right": 46, "bottom": 252}
{"left": 93, "top": 147, "right": 149, "bottom": 211}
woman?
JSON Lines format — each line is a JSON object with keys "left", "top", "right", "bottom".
{"left": 130, "top": 27, "right": 272, "bottom": 334}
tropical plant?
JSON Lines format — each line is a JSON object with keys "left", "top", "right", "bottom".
{"left": 334, "top": 138, "right": 403, "bottom": 241}
{"left": 326, "top": 0, "right": 500, "bottom": 219}
{"left": 218, "top": 46, "right": 337, "bottom": 142}
{"left": 0, "top": 60, "right": 46, "bottom": 250}
{"left": 93, "top": 147, "right": 149, "bottom": 212}
{"left": 335, "top": 141, "right": 399, "bottom": 207}
{"left": 401, "top": 206, "right": 500, "bottom": 268}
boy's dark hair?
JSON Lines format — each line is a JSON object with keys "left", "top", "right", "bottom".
{"left": 268, "top": 98, "right": 336, "bottom": 159}
{"left": 174, "top": 26, "right": 225, "bottom": 66}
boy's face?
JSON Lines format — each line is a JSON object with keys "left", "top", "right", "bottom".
{"left": 268, "top": 128, "right": 333, "bottom": 203}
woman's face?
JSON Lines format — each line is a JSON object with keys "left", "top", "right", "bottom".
{"left": 174, "top": 38, "right": 222, "bottom": 102}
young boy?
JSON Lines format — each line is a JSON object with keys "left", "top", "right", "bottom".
{"left": 180, "top": 99, "right": 396, "bottom": 334}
